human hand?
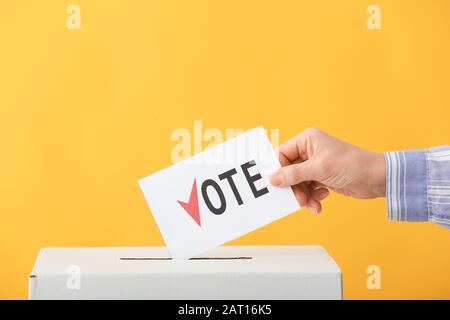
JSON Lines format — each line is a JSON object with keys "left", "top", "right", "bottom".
{"left": 270, "top": 128, "right": 386, "bottom": 213}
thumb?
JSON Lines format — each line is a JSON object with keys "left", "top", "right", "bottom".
{"left": 270, "top": 160, "right": 319, "bottom": 187}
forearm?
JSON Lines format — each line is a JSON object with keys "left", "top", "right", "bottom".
{"left": 385, "top": 146, "right": 450, "bottom": 229}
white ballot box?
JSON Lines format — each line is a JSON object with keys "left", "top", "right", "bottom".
{"left": 29, "top": 246, "right": 342, "bottom": 300}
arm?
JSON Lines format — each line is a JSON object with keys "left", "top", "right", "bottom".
{"left": 270, "top": 128, "right": 450, "bottom": 229}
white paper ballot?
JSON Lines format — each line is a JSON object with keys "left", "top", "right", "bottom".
{"left": 138, "top": 126, "right": 300, "bottom": 259}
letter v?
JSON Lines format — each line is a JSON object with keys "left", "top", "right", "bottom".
{"left": 177, "top": 179, "right": 201, "bottom": 226}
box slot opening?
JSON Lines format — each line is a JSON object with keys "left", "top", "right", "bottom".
{"left": 120, "top": 257, "right": 252, "bottom": 261}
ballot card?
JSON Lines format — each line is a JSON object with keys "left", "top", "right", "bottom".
{"left": 138, "top": 126, "right": 300, "bottom": 259}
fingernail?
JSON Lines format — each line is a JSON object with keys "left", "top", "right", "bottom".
{"left": 317, "top": 190, "right": 329, "bottom": 200}
{"left": 270, "top": 171, "right": 282, "bottom": 187}
{"left": 307, "top": 206, "right": 318, "bottom": 214}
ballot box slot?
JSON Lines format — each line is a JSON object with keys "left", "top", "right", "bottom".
{"left": 120, "top": 257, "right": 252, "bottom": 261}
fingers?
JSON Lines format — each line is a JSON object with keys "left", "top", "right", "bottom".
{"left": 302, "top": 186, "right": 327, "bottom": 213}
{"left": 277, "top": 149, "right": 291, "bottom": 167}
{"left": 290, "top": 183, "right": 329, "bottom": 214}
{"left": 273, "top": 128, "right": 328, "bottom": 214}
{"left": 278, "top": 129, "right": 312, "bottom": 163}
{"left": 292, "top": 184, "right": 309, "bottom": 206}
{"left": 310, "top": 187, "right": 329, "bottom": 202}
{"left": 307, "top": 198, "right": 322, "bottom": 214}
{"left": 278, "top": 127, "right": 321, "bottom": 164}
{"left": 270, "top": 160, "right": 318, "bottom": 187}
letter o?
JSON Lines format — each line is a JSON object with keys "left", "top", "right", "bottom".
{"left": 201, "top": 179, "right": 226, "bottom": 215}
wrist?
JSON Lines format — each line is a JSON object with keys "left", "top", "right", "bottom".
{"left": 369, "top": 152, "right": 386, "bottom": 198}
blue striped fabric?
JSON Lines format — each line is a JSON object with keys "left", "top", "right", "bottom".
{"left": 385, "top": 146, "right": 450, "bottom": 229}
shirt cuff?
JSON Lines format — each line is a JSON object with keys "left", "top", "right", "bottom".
{"left": 384, "top": 150, "right": 429, "bottom": 222}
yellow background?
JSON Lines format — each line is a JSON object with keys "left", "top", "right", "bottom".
{"left": 1, "top": 0, "right": 449, "bottom": 299}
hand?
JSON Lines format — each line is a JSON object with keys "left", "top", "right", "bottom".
{"left": 270, "top": 128, "right": 386, "bottom": 213}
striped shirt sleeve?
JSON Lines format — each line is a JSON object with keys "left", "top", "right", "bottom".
{"left": 385, "top": 146, "right": 450, "bottom": 229}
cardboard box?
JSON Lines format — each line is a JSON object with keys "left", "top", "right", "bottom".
{"left": 29, "top": 246, "right": 342, "bottom": 300}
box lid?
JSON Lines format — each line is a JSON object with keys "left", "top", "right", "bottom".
{"left": 31, "top": 246, "right": 340, "bottom": 275}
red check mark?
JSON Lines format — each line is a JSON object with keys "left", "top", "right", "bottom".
{"left": 177, "top": 179, "right": 201, "bottom": 227}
